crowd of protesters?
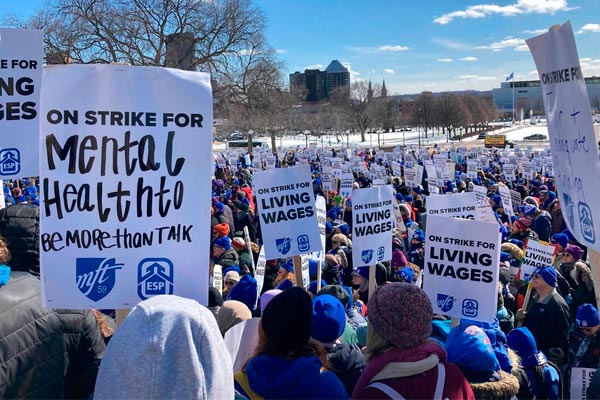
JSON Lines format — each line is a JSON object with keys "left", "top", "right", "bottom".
{"left": 2, "top": 143, "right": 600, "bottom": 399}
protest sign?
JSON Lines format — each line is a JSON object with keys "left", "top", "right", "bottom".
{"left": 339, "top": 173, "right": 354, "bottom": 198}
{"left": 424, "top": 161, "right": 439, "bottom": 194}
{"left": 0, "top": 29, "right": 43, "bottom": 178}
{"left": 467, "top": 160, "right": 478, "bottom": 179}
{"left": 528, "top": 22, "right": 600, "bottom": 252}
{"left": 427, "top": 192, "right": 476, "bottom": 220}
{"left": 254, "top": 246, "right": 266, "bottom": 296}
{"left": 213, "top": 265, "right": 223, "bottom": 296}
{"left": 473, "top": 185, "right": 497, "bottom": 223}
{"left": 314, "top": 195, "right": 327, "bottom": 262}
{"left": 497, "top": 185, "right": 513, "bottom": 215}
{"left": 393, "top": 198, "right": 407, "bottom": 233}
{"left": 301, "top": 253, "right": 310, "bottom": 288}
{"left": 510, "top": 189, "right": 522, "bottom": 213}
{"left": 40, "top": 65, "right": 212, "bottom": 308}
{"left": 244, "top": 226, "right": 255, "bottom": 275}
{"left": 254, "top": 164, "right": 322, "bottom": 259}
{"left": 520, "top": 238, "right": 556, "bottom": 282}
{"left": 521, "top": 160, "right": 535, "bottom": 180}
{"left": 570, "top": 367, "right": 595, "bottom": 400}
{"left": 0, "top": 180, "right": 4, "bottom": 210}
{"left": 351, "top": 186, "right": 394, "bottom": 268}
{"left": 424, "top": 215, "right": 500, "bottom": 322}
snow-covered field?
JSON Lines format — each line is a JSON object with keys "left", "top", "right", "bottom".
{"left": 213, "top": 121, "right": 598, "bottom": 153}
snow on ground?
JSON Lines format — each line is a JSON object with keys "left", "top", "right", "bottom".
{"left": 213, "top": 121, "right": 556, "bottom": 153}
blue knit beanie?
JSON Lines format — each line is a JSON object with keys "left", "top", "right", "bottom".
{"left": 308, "top": 280, "right": 327, "bottom": 296}
{"left": 338, "top": 223, "right": 350, "bottom": 235}
{"left": 311, "top": 294, "right": 346, "bottom": 343}
{"left": 214, "top": 236, "right": 231, "bottom": 250}
{"left": 281, "top": 259, "right": 295, "bottom": 273}
{"left": 404, "top": 195, "right": 413, "bottom": 202}
{"left": 222, "top": 265, "right": 241, "bottom": 275}
{"left": 550, "top": 233, "right": 569, "bottom": 249}
{"left": 533, "top": 266, "right": 556, "bottom": 287}
{"left": 508, "top": 238, "right": 524, "bottom": 249}
{"left": 506, "top": 327, "right": 542, "bottom": 367}
{"left": 447, "top": 325, "right": 500, "bottom": 380}
{"left": 490, "top": 195, "right": 502, "bottom": 206}
{"left": 229, "top": 274, "right": 258, "bottom": 311}
{"left": 395, "top": 193, "right": 404, "bottom": 201}
{"left": 500, "top": 251, "right": 510, "bottom": 263}
{"left": 308, "top": 258, "right": 320, "bottom": 279}
{"left": 342, "top": 286, "right": 354, "bottom": 309}
{"left": 576, "top": 303, "right": 600, "bottom": 327}
{"left": 398, "top": 267, "right": 414, "bottom": 283}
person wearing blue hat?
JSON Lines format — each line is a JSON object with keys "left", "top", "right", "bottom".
{"left": 274, "top": 259, "right": 295, "bottom": 290}
{"left": 311, "top": 294, "right": 366, "bottom": 396}
{"left": 571, "top": 304, "right": 600, "bottom": 370}
{"left": 520, "top": 266, "right": 571, "bottom": 362}
{"left": 212, "top": 236, "right": 239, "bottom": 270}
{"left": 506, "top": 327, "right": 561, "bottom": 400}
{"left": 351, "top": 267, "right": 371, "bottom": 304}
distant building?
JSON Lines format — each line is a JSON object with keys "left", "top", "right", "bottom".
{"left": 492, "top": 77, "right": 600, "bottom": 118}
{"left": 289, "top": 60, "right": 350, "bottom": 101}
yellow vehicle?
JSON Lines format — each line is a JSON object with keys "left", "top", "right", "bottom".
{"left": 485, "top": 134, "right": 506, "bottom": 148}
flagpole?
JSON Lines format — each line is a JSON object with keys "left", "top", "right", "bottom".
{"left": 512, "top": 74, "right": 515, "bottom": 124}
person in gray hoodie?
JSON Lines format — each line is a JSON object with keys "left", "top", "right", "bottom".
{"left": 94, "top": 295, "right": 234, "bottom": 399}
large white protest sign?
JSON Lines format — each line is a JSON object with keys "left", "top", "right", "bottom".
{"left": 254, "top": 164, "right": 322, "bottom": 259}
{"left": 528, "top": 22, "right": 600, "bottom": 251}
{"left": 424, "top": 161, "right": 439, "bottom": 194}
{"left": 314, "top": 195, "right": 327, "bottom": 262}
{"left": 339, "top": 173, "right": 354, "bottom": 198}
{"left": 571, "top": 367, "right": 595, "bottom": 400}
{"left": 497, "top": 185, "right": 513, "bottom": 215}
{"left": 0, "top": 29, "right": 43, "bottom": 178}
{"left": 393, "top": 199, "right": 407, "bottom": 233}
{"left": 473, "top": 185, "right": 497, "bottom": 224}
{"left": 427, "top": 192, "right": 476, "bottom": 220}
{"left": 424, "top": 215, "right": 500, "bottom": 322}
{"left": 520, "top": 238, "right": 556, "bottom": 282}
{"left": 351, "top": 186, "right": 394, "bottom": 267}
{"left": 40, "top": 65, "right": 212, "bottom": 308}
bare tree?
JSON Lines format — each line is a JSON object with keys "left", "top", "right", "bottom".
{"left": 411, "top": 91, "right": 435, "bottom": 138}
{"left": 435, "top": 92, "right": 463, "bottom": 141}
{"left": 8, "top": 0, "right": 269, "bottom": 70}
{"left": 329, "top": 81, "right": 385, "bottom": 142}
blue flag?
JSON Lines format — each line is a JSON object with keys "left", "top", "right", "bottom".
{"left": 505, "top": 72, "right": 514, "bottom": 81}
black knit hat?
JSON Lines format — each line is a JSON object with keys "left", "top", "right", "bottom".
{"left": 261, "top": 287, "right": 312, "bottom": 351}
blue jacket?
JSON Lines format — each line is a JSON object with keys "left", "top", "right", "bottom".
{"left": 236, "top": 354, "right": 348, "bottom": 399}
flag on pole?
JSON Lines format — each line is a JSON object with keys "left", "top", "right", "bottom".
{"left": 505, "top": 72, "right": 514, "bottom": 81}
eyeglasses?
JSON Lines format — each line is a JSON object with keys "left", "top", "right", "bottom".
{"left": 532, "top": 273, "right": 540, "bottom": 279}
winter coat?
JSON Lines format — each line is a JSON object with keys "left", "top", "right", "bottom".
{"left": 467, "top": 370, "right": 520, "bottom": 400}
{"left": 523, "top": 289, "right": 571, "bottom": 359}
{"left": 94, "top": 295, "right": 234, "bottom": 399}
{"left": 235, "top": 355, "right": 348, "bottom": 399}
{"left": 531, "top": 211, "right": 552, "bottom": 242}
{"left": 0, "top": 272, "right": 105, "bottom": 399}
{"left": 352, "top": 341, "right": 475, "bottom": 399}
{"left": 346, "top": 307, "right": 368, "bottom": 347}
{"left": 573, "top": 332, "right": 600, "bottom": 369}
{"left": 326, "top": 343, "right": 366, "bottom": 397}
{"left": 214, "top": 248, "right": 239, "bottom": 269}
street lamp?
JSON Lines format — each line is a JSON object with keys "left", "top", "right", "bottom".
{"left": 247, "top": 129, "right": 254, "bottom": 154}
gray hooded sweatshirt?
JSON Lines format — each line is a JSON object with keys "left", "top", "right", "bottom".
{"left": 94, "top": 295, "right": 234, "bottom": 399}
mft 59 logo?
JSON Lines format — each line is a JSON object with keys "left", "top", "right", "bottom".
{"left": 76, "top": 258, "right": 123, "bottom": 302}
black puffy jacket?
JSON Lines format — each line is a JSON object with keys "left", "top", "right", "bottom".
{"left": 0, "top": 271, "right": 106, "bottom": 399}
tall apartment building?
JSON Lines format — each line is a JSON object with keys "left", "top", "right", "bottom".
{"left": 289, "top": 60, "right": 350, "bottom": 101}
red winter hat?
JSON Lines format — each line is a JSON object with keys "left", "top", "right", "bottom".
{"left": 232, "top": 237, "right": 246, "bottom": 251}
{"left": 515, "top": 218, "right": 531, "bottom": 230}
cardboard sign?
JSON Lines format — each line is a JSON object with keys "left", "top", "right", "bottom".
{"left": 528, "top": 22, "right": 600, "bottom": 251}
{"left": 393, "top": 199, "right": 407, "bottom": 233}
{"left": 40, "top": 65, "right": 212, "bottom": 308}
{"left": 0, "top": 29, "right": 43, "bottom": 178}
{"left": 314, "top": 195, "right": 327, "bottom": 262}
{"left": 520, "top": 238, "right": 556, "bottom": 282}
{"left": 427, "top": 192, "right": 476, "bottom": 220}
{"left": 254, "top": 164, "right": 322, "bottom": 259}
{"left": 424, "top": 215, "right": 500, "bottom": 322}
{"left": 254, "top": 246, "right": 266, "bottom": 296}
{"left": 213, "top": 264, "right": 223, "bottom": 296}
{"left": 570, "top": 367, "right": 595, "bottom": 400}
{"left": 351, "top": 186, "right": 394, "bottom": 267}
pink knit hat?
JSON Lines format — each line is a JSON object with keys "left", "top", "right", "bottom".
{"left": 391, "top": 249, "right": 408, "bottom": 268}
{"left": 368, "top": 283, "right": 433, "bottom": 348}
